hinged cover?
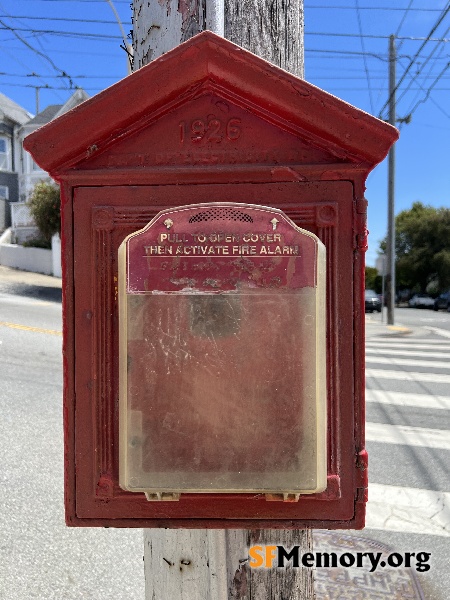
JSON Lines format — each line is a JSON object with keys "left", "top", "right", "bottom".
{"left": 119, "top": 203, "right": 326, "bottom": 497}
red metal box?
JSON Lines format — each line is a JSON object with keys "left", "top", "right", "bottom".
{"left": 24, "top": 31, "right": 398, "bottom": 528}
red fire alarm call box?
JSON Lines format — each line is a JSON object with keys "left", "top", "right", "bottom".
{"left": 24, "top": 31, "right": 398, "bottom": 528}
{"left": 118, "top": 203, "right": 326, "bottom": 501}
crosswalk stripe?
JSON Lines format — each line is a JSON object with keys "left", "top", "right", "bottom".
{"left": 366, "top": 483, "right": 450, "bottom": 537}
{"left": 366, "top": 389, "right": 450, "bottom": 410}
{"left": 366, "top": 422, "right": 450, "bottom": 450}
{"left": 366, "top": 355, "right": 450, "bottom": 369}
{"left": 424, "top": 326, "right": 450, "bottom": 339}
{"left": 364, "top": 335, "right": 450, "bottom": 537}
{"left": 366, "top": 368, "right": 450, "bottom": 384}
{"left": 367, "top": 347, "right": 450, "bottom": 359}
{"left": 367, "top": 341, "right": 450, "bottom": 350}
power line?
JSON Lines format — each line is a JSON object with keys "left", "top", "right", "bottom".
{"left": 305, "top": 5, "right": 444, "bottom": 12}
{"left": 395, "top": 0, "right": 414, "bottom": 39}
{"left": 0, "top": 14, "right": 132, "bottom": 26}
{"left": 396, "top": 26, "right": 450, "bottom": 109}
{"left": 395, "top": 0, "right": 415, "bottom": 68}
{"left": 377, "top": 2, "right": 450, "bottom": 118}
{"left": 16, "top": 0, "right": 131, "bottom": 3}
{"left": 0, "top": 26, "right": 122, "bottom": 40}
{"left": 0, "top": 18, "right": 79, "bottom": 87}
{"left": 407, "top": 60, "right": 450, "bottom": 119}
{"left": 3, "top": 25, "right": 449, "bottom": 43}
{"left": 0, "top": 71, "right": 121, "bottom": 79}
{"left": 8, "top": 81, "right": 450, "bottom": 93}
{"left": 354, "top": 0, "right": 374, "bottom": 113}
{"left": 305, "top": 31, "right": 450, "bottom": 42}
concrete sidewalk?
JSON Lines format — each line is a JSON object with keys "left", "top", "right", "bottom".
{"left": 365, "top": 312, "right": 413, "bottom": 338}
{"left": 0, "top": 264, "right": 61, "bottom": 302}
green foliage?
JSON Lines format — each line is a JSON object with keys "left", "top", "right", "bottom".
{"left": 22, "top": 237, "right": 51, "bottom": 249}
{"left": 365, "top": 266, "right": 378, "bottom": 290}
{"left": 380, "top": 202, "right": 450, "bottom": 293}
{"left": 28, "top": 181, "right": 61, "bottom": 245}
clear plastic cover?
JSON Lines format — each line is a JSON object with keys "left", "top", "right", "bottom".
{"left": 119, "top": 204, "right": 326, "bottom": 496}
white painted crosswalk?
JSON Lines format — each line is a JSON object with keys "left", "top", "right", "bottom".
{"left": 366, "top": 389, "right": 450, "bottom": 410}
{"left": 365, "top": 332, "right": 450, "bottom": 537}
{"left": 366, "top": 483, "right": 450, "bottom": 537}
{"left": 366, "top": 422, "right": 450, "bottom": 451}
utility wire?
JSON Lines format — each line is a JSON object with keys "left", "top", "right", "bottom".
{"left": 0, "top": 14, "right": 132, "bottom": 26}
{"left": 403, "top": 38, "right": 448, "bottom": 117}
{"left": 396, "top": 26, "right": 450, "bottom": 109}
{"left": 0, "top": 26, "right": 122, "bottom": 39}
{"left": 407, "top": 61, "right": 450, "bottom": 119}
{"left": 354, "top": 0, "right": 374, "bottom": 113}
{"left": 0, "top": 72, "right": 121, "bottom": 79}
{"left": 377, "top": 2, "right": 450, "bottom": 118}
{"left": 395, "top": 0, "right": 414, "bottom": 41}
{"left": 0, "top": 18, "right": 78, "bottom": 87}
{"left": 306, "top": 5, "right": 443, "bottom": 12}
{"left": 2, "top": 25, "right": 449, "bottom": 43}
{"left": 305, "top": 32, "right": 450, "bottom": 41}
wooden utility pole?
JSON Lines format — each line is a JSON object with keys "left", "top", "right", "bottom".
{"left": 131, "top": 2, "right": 313, "bottom": 598}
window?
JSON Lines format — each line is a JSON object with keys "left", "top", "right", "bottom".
{"left": 32, "top": 159, "right": 42, "bottom": 172}
{"left": 0, "top": 186, "right": 8, "bottom": 199}
{"left": 0, "top": 136, "right": 12, "bottom": 170}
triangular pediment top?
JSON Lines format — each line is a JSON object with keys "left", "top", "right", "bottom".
{"left": 82, "top": 88, "right": 350, "bottom": 170}
{"left": 24, "top": 31, "right": 398, "bottom": 174}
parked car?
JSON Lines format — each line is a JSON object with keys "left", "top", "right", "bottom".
{"left": 433, "top": 291, "right": 450, "bottom": 312}
{"left": 408, "top": 293, "right": 435, "bottom": 308}
{"left": 365, "top": 289, "right": 382, "bottom": 313}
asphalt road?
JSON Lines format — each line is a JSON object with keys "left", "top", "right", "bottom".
{"left": 360, "top": 309, "right": 450, "bottom": 600}
{"left": 392, "top": 305, "right": 450, "bottom": 333}
{"left": 0, "top": 269, "right": 143, "bottom": 600}
{"left": 1, "top": 268, "right": 449, "bottom": 599}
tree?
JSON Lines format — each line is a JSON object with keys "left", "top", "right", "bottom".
{"left": 28, "top": 181, "right": 61, "bottom": 247}
{"left": 380, "top": 202, "right": 450, "bottom": 294}
{"left": 365, "top": 266, "right": 380, "bottom": 292}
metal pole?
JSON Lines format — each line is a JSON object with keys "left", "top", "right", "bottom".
{"left": 386, "top": 35, "right": 396, "bottom": 325}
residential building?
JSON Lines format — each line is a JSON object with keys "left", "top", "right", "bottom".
{"left": 16, "top": 89, "right": 89, "bottom": 201}
{"left": 0, "top": 93, "right": 32, "bottom": 230}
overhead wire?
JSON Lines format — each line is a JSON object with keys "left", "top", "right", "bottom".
{"left": 354, "top": 0, "right": 374, "bottom": 113}
{"left": 0, "top": 18, "right": 79, "bottom": 89}
{"left": 402, "top": 36, "right": 449, "bottom": 118}
{"left": 0, "top": 14, "right": 131, "bottom": 26}
{"left": 377, "top": 2, "right": 450, "bottom": 119}
{"left": 396, "top": 26, "right": 450, "bottom": 109}
{"left": 0, "top": 0, "right": 65, "bottom": 98}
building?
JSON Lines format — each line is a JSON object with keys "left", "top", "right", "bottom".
{"left": 0, "top": 89, "right": 89, "bottom": 232}
{"left": 16, "top": 89, "right": 89, "bottom": 201}
{"left": 0, "top": 93, "right": 32, "bottom": 230}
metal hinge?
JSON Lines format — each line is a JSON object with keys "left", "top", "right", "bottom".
{"left": 265, "top": 493, "right": 300, "bottom": 502}
{"left": 144, "top": 492, "right": 181, "bottom": 501}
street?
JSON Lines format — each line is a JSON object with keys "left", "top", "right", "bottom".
{"left": 358, "top": 308, "right": 450, "bottom": 600}
{"left": 1, "top": 269, "right": 449, "bottom": 599}
{"left": 0, "top": 269, "right": 143, "bottom": 600}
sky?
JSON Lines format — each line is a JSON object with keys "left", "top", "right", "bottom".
{"left": 0, "top": 0, "right": 449, "bottom": 267}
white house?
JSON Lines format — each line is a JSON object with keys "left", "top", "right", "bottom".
{"left": 0, "top": 89, "right": 88, "bottom": 275}
{"left": 0, "top": 93, "right": 32, "bottom": 230}
{"left": 16, "top": 89, "right": 89, "bottom": 201}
